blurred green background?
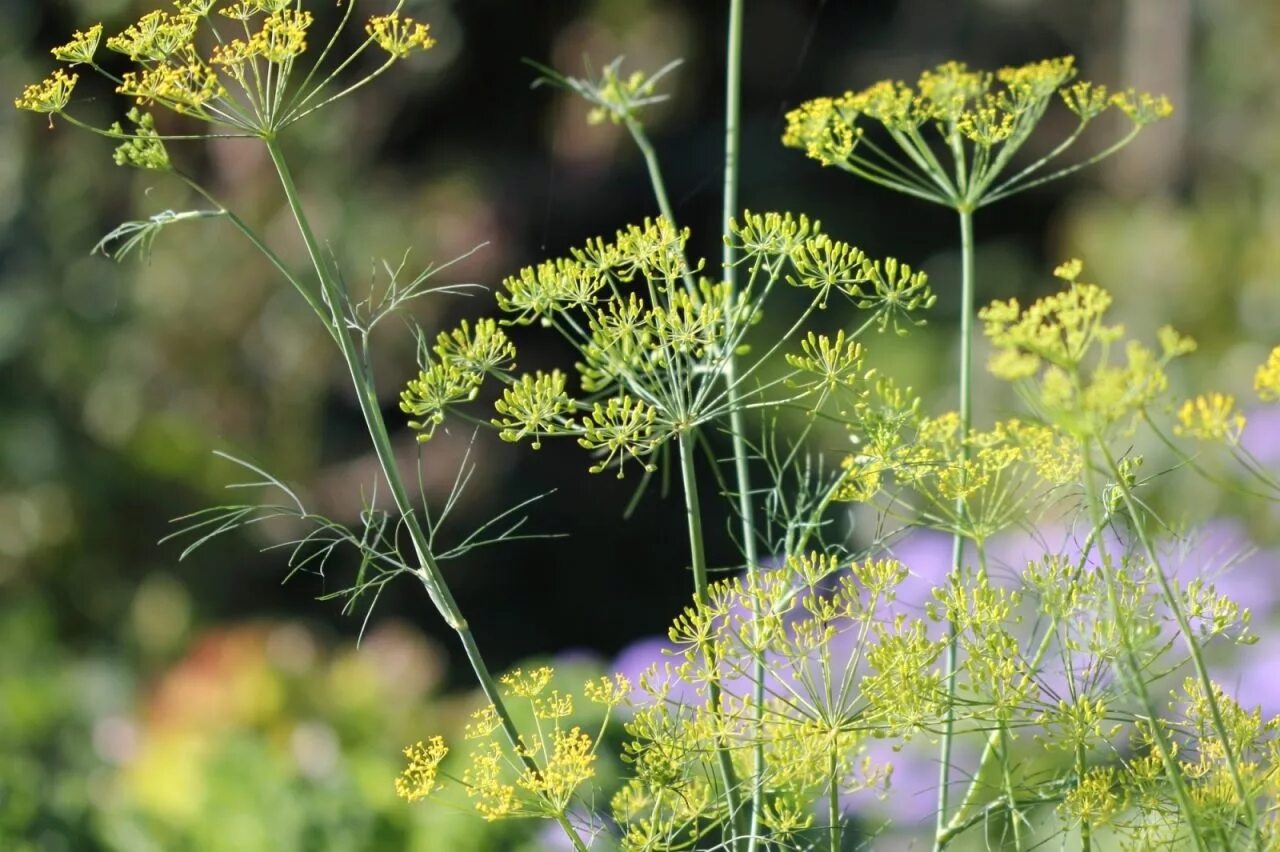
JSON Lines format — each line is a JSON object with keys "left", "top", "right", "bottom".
{"left": 3, "top": 0, "right": 1279, "bottom": 848}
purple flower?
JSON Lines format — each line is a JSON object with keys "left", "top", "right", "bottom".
{"left": 1242, "top": 405, "right": 1280, "bottom": 464}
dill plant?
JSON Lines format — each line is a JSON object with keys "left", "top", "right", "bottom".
{"left": 17, "top": 2, "right": 1280, "bottom": 851}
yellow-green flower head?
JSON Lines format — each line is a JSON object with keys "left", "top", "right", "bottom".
{"left": 1060, "top": 81, "right": 1111, "bottom": 120}
{"left": 785, "top": 330, "right": 864, "bottom": 390}
{"left": 1175, "top": 393, "right": 1246, "bottom": 444}
{"left": 500, "top": 666, "right": 555, "bottom": 698}
{"left": 210, "top": 38, "right": 263, "bottom": 73}
{"left": 367, "top": 13, "right": 436, "bottom": 59}
{"left": 589, "top": 64, "right": 662, "bottom": 125}
{"left": 729, "top": 210, "right": 819, "bottom": 258}
{"left": 395, "top": 737, "right": 448, "bottom": 802}
{"left": 219, "top": 1, "right": 263, "bottom": 20}
{"left": 400, "top": 362, "right": 482, "bottom": 441}
{"left": 464, "top": 704, "right": 502, "bottom": 740}
{"left": 996, "top": 56, "right": 1076, "bottom": 102}
{"left": 1254, "top": 345, "right": 1280, "bottom": 401}
{"left": 918, "top": 61, "right": 990, "bottom": 120}
{"left": 957, "top": 101, "right": 1015, "bottom": 145}
{"left": 117, "top": 60, "right": 226, "bottom": 115}
{"left": 254, "top": 9, "right": 313, "bottom": 63}
{"left": 51, "top": 24, "right": 103, "bottom": 65}
{"left": 111, "top": 108, "right": 170, "bottom": 171}
{"left": 578, "top": 395, "right": 658, "bottom": 477}
{"left": 1111, "top": 89, "right": 1174, "bottom": 125}
{"left": 492, "top": 371, "right": 574, "bottom": 449}
{"left": 583, "top": 673, "right": 631, "bottom": 707}
{"left": 15, "top": 70, "right": 78, "bottom": 115}
{"left": 106, "top": 10, "right": 198, "bottom": 62}
{"left": 174, "top": 0, "right": 219, "bottom": 16}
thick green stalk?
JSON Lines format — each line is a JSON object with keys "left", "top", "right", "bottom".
{"left": 263, "top": 138, "right": 588, "bottom": 852}
{"left": 828, "top": 751, "right": 842, "bottom": 852}
{"left": 678, "top": 430, "right": 746, "bottom": 850}
{"left": 935, "top": 208, "right": 975, "bottom": 849}
{"left": 718, "top": 1, "right": 770, "bottom": 847}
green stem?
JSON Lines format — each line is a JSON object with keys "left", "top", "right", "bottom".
{"left": 1080, "top": 439, "right": 1205, "bottom": 852}
{"left": 1076, "top": 740, "right": 1092, "bottom": 852}
{"left": 263, "top": 137, "right": 588, "bottom": 852}
{"left": 937, "top": 520, "right": 1111, "bottom": 846}
{"left": 935, "top": 207, "right": 975, "bottom": 850}
{"left": 828, "top": 749, "right": 842, "bottom": 852}
{"left": 678, "top": 429, "right": 746, "bottom": 849}
{"left": 719, "top": 2, "right": 767, "bottom": 845}
{"left": 1096, "top": 441, "right": 1263, "bottom": 849}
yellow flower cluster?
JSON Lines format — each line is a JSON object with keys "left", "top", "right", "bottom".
{"left": 1176, "top": 393, "right": 1246, "bottom": 444}
{"left": 1255, "top": 345, "right": 1280, "bottom": 401}
{"left": 256, "top": 9, "right": 313, "bottom": 63}
{"left": 399, "top": 666, "right": 613, "bottom": 825}
{"left": 394, "top": 737, "right": 448, "bottom": 802}
{"left": 51, "top": 24, "right": 103, "bottom": 65}
{"left": 14, "top": 70, "right": 78, "bottom": 115}
{"left": 118, "top": 61, "right": 226, "bottom": 114}
{"left": 366, "top": 13, "right": 436, "bottom": 59}
{"left": 106, "top": 10, "right": 198, "bottom": 62}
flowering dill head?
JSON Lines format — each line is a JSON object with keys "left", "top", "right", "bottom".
{"left": 783, "top": 56, "right": 1171, "bottom": 210}
{"left": 979, "top": 261, "right": 1194, "bottom": 438}
{"left": 51, "top": 25, "right": 103, "bottom": 66}
{"left": 367, "top": 13, "right": 436, "bottom": 59}
{"left": 18, "top": 2, "right": 443, "bottom": 141}
{"left": 14, "top": 70, "right": 78, "bottom": 115}
{"left": 1255, "top": 346, "right": 1280, "bottom": 401}
{"left": 394, "top": 737, "right": 449, "bottom": 802}
{"left": 1176, "top": 393, "right": 1246, "bottom": 444}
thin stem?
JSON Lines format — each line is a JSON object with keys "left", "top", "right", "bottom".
{"left": 176, "top": 172, "right": 336, "bottom": 341}
{"left": 1080, "top": 439, "right": 1205, "bottom": 851}
{"left": 264, "top": 137, "right": 589, "bottom": 852}
{"left": 934, "top": 207, "right": 975, "bottom": 850}
{"left": 1096, "top": 440, "right": 1263, "bottom": 849}
{"left": 624, "top": 119, "right": 696, "bottom": 295}
{"left": 937, "top": 519, "right": 1111, "bottom": 846}
{"left": 678, "top": 430, "right": 747, "bottom": 850}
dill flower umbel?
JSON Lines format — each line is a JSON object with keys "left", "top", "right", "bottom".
{"left": 1176, "top": 393, "right": 1246, "bottom": 443}
{"left": 51, "top": 24, "right": 103, "bottom": 65}
{"left": 1255, "top": 345, "right": 1280, "bottom": 401}
{"left": 14, "top": 70, "right": 78, "bottom": 115}
{"left": 395, "top": 737, "right": 449, "bottom": 802}
{"left": 366, "top": 13, "right": 436, "bottom": 59}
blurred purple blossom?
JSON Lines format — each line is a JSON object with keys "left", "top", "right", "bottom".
{"left": 1242, "top": 405, "right": 1280, "bottom": 464}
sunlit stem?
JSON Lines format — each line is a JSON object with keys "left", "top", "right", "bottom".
{"left": 1096, "top": 440, "right": 1264, "bottom": 849}
{"left": 264, "top": 137, "right": 589, "bottom": 852}
{"left": 938, "top": 518, "right": 1111, "bottom": 846}
{"left": 828, "top": 750, "right": 842, "bottom": 852}
{"left": 934, "top": 207, "right": 975, "bottom": 850}
{"left": 1079, "top": 438, "right": 1206, "bottom": 852}
{"left": 678, "top": 429, "right": 747, "bottom": 850}
{"left": 717, "top": 2, "right": 768, "bottom": 844}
